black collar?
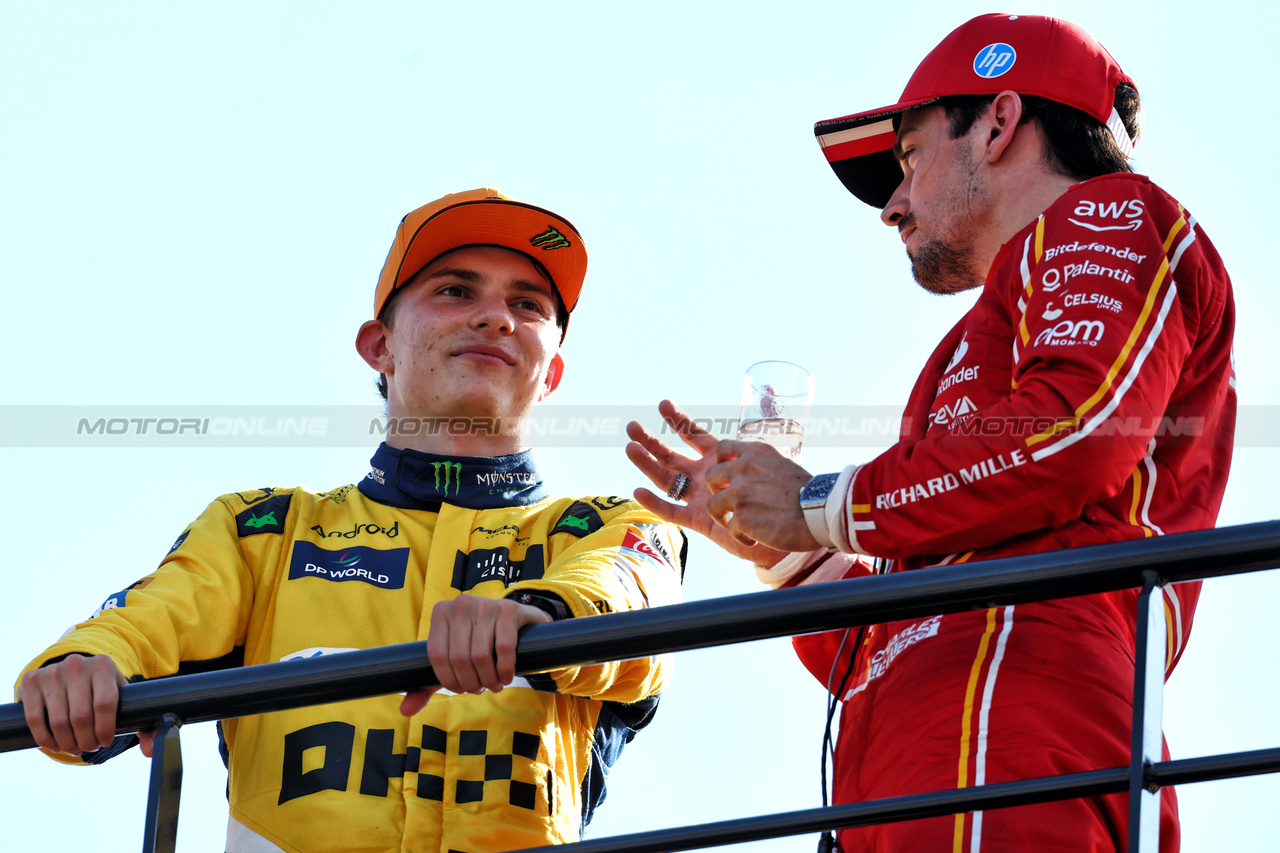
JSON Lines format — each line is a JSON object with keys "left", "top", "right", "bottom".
{"left": 357, "top": 443, "right": 547, "bottom": 510}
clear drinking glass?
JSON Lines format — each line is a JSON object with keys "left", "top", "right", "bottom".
{"left": 736, "top": 360, "right": 814, "bottom": 460}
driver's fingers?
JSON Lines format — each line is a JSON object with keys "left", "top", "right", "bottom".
{"left": 491, "top": 612, "right": 523, "bottom": 689}
{"left": 658, "top": 400, "right": 720, "bottom": 453}
{"left": 465, "top": 612, "right": 501, "bottom": 693}
{"left": 631, "top": 487, "right": 694, "bottom": 527}
{"left": 705, "top": 489, "right": 735, "bottom": 529}
{"left": 728, "top": 522, "right": 758, "bottom": 548}
{"left": 62, "top": 657, "right": 115, "bottom": 754}
{"left": 427, "top": 605, "right": 463, "bottom": 693}
{"left": 625, "top": 442, "right": 692, "bottom": 494}
{"left": 399, "top": 689, "right": 440, "bottom": 717}
{"left": 89, "top": 660, "right": 125, "bottom": 750}
{"left": 18, "top": 675, "right": 55, "bottom": 753}
{"left": 625, "top": 422, "right": 697, "bottom": 472}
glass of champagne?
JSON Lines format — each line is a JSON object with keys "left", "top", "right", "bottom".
{"left": 736, "top": 361, "right": 814, "bottom": 460}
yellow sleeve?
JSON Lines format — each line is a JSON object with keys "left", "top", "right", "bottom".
{"left": 15, "top": 492, "right": 266, "bottom": 690}
{"left": 507, "top": 497, "right": 685, "bottom": 702}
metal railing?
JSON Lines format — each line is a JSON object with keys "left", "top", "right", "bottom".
{"left": 3, "top": 520, "right": 1280, "bottom": 852}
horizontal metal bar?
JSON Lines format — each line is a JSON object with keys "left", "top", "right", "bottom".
{"left": 518, "top": 768, "right": 1130, "bottom": 853}
{"left": 1151, "top": 747, "right": 1280, "bottom": 788}
{"left": 517, "top": 746, "right": 1280, "bottom": 853}
{"left": 3, "top": 520, "right": 1279, "bottom": 753}
{"left": 1, "top": 640, "right": 440, "bottom": 752}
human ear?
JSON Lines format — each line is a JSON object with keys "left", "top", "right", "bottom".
{"left": 539, "top": 352, "right": 565, "bottom": 401}
{"left": 356, "top": 319, "right": 394, "bottom": 374}
{"left": 982, "top": 90, "right": 1025, "bottom": 164}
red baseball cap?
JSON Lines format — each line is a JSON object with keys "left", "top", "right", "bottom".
{"left": 374, "top": 188, "right": 588, "bottom": 318}
{"left": 814, "top": 14, "right": 1136, "bottom": 208}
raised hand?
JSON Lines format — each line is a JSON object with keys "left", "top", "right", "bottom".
{"left": 626, "top": 400, "right": 789, "bottom": 566}
{"left": 706, "top": 438, "right": 822, "bottom": 554}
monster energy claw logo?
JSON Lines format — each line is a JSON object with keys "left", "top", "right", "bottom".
{"left": 432, "top": 461, "right": 462, "bottom": 496}
{"left": 530, "top": 226, "right": 571, "bottom": 251}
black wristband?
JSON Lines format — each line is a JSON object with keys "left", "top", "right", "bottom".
{"left": 508, "top": 591, "right": 572, "bottom": 621}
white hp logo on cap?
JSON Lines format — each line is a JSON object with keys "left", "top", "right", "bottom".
{"left": 973, "top": 43, "right": 1016, "bottom": 78}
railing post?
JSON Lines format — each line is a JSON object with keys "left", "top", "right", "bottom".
{"left": 141, "top": 714, "right": 184, "bottom": 853}
{"left": 1128, "top": 570, "right": 1167, "bottom": 853}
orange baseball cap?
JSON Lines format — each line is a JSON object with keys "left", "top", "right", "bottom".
{"left": 373, "top": 188, "right": 588, "bottom": 318}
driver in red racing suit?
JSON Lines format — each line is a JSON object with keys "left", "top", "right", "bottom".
{"left": 767, "top": 168, "right": 1232, "bottom": 852}
{"left": 627, "top": 14, "right": 1234, "bottom": 852}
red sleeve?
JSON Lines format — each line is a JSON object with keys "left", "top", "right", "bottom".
{"left": 843, "top": 176, "right": 1220, "bottom": 559}
{"left": 792, "top": 629, "right": 851, "bottom": 689}
{"left": 774, "top": 554, "right": 873, "bottom": 688}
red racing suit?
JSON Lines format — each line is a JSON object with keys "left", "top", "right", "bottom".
{"left": 782, "top": 174, "right": 1235, "bottom": 852}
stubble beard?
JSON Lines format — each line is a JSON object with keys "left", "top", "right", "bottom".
{"left": 909, "top": 236, "right": 984, "bottom": 295}
{"left": 905, "top": 134, "right": 987, "bottom": 295}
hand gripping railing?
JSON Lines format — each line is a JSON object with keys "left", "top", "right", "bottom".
{"left": 3, "top": 520, "right": 1280, "bottom": 852}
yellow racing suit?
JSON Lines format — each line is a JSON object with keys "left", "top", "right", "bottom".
{"left": 18, "top": 443, "right": 685, "bottom": 852}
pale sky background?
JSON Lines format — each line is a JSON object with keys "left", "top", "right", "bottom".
{"left": 2, "top": 1, "right": 1277, "bottom": 850}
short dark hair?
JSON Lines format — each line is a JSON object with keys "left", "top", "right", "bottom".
{"left": 373, "top": 254, "right": 569, "bottom": 401}
{"left": 936, "top": 83, "right": 1141, "bottom": 181}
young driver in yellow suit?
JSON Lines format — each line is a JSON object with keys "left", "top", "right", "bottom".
{"left": 16, "top": 189, "right": 685, "bottom": 853}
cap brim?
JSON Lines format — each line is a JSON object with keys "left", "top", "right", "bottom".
{"left": 814, "top": 96, "right": 939, "bottom": 208}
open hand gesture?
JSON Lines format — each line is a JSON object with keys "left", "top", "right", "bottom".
{"left": 626, "top": 400, "right": 788, "bottom": 566}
